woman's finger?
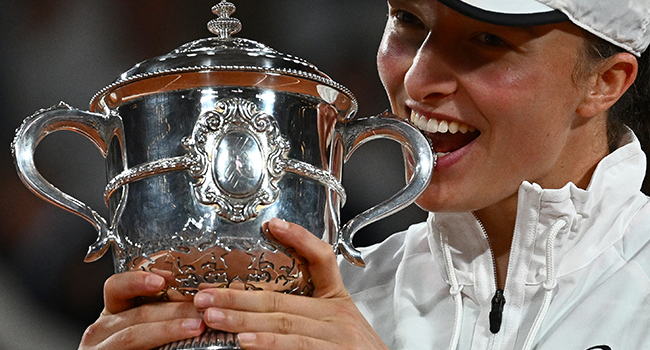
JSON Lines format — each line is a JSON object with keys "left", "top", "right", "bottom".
{"left": 265, "top": 218, "right": 347, "bottom": 298}
{"left": 195, "top": 285, "right": 353, "bottom": 321}
{"left": 103, "top": 271, "right": 167, "bottom": 315}
{"left": 201, "top": 307, "right": 338, "bottom": 342}
{"left": 194, "top": 288, "right": 373, "bottom": 343}
{"left": 80, "top": 316, "right": 205, "bottom": 350}
{"left": 83, "top": 301, "right": 202, "bottom": 346}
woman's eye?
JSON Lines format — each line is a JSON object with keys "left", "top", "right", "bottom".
{"left": 392, "top": 10, "right": 423, "bottom": 26}
{"left": 476, "top": 33, "right": 508, "bottom": 47}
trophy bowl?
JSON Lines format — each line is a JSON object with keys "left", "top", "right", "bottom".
{"left": 11, "top": 1, "right": 434, "bottom": 349}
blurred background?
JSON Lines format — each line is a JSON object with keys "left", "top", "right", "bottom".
{"left": 0, "top": 0, "right": 427, "bottom": 348}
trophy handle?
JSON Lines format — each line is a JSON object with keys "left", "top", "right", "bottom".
{"left": 11, "top": 102, "right": 124, "bottom": 263}
{"left": 337, "top": 111, "right": 435, "bottom": 267}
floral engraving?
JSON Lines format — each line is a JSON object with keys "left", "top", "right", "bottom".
{"left": 130, "top": 242, "right": 314, "bottom": 297}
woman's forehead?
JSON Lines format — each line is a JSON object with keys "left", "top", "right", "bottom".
{"left": 387, "top": 0, "right": 584, "bottom": 43}
{"left": 392, "top": 0, "right": 649, "bottom": 56}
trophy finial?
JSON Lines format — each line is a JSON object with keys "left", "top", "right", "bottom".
{"left": 208, "top": 1, "right": 242, "bottom": 39}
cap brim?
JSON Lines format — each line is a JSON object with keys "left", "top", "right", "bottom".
{"left": 438, "top": 0, "right": 568, "bottom": 27}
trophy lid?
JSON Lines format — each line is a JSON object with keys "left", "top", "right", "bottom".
{"left": 90, "top": 1, "right": 357, "bottom": 116}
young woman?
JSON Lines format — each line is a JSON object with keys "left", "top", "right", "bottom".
{"left": 78, "top": 0, "right": 650, "bottom": 349}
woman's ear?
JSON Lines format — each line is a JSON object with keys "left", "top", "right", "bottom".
{"left": 576, "top": 52, "right": 638, "bottom": 118}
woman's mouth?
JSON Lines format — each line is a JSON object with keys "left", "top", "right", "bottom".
{"left": 410, "top": 111, "right": 480, "bottom": 158}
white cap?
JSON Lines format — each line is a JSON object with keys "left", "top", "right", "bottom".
{"left": 437, "top": 0, "right": 650, "bottom": 56}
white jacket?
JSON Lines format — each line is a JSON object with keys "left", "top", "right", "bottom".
{"left": 339, "top": 131, "right": 650, "bottom": 350}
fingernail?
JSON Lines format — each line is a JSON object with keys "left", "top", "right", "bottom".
{"left": 194, "top": 293, "right": 214, "bottom": 308}
{"left": 237, "top": 333, "right": 256, "bottom": 344}
{"left": 207, "top": 309, "right": 226, "bottom": 323}
{"left": 151, "top": 268, "right": 173, "bottom": 278}
{"left": 181, "top": 318, "right": 202, "bottom": 330}
{"left": 271, "top": 217, "right": 289, "bottom": 231}
{"left": 145, "top": 274, "right": 165, "bottom": 289}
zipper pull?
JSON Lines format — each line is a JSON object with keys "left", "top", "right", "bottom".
{"left": 489, "top": 289, "right": 506, "bottom": 334}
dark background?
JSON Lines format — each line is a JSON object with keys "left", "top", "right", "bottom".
{"left": 0, "top": 1, "right": 427, "bottom": 348}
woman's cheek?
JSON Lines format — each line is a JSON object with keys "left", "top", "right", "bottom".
{"left": 378, "top": 33, "right": 416, "bottom": 84}
{"left": 377, "top": 41, "right": 398, "bottom": 90}
{"left": 466, "top": 67, "right": 535, "bottom": 121}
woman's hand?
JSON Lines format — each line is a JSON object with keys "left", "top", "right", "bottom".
{"left": 193, "top": 218, "right": 388, "bottom": 350}
{"left": 78, "top": 270, "right": 205, "bottom": 350}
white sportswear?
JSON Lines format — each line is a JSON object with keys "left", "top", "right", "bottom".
{"left": 339, "top": 130, "right": 650, "bottom": 350}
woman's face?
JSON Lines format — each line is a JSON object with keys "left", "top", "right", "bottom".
{"left": 379, "top": 0, "right": 604, "bottom": 213}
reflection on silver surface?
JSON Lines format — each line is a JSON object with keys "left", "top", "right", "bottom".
{"left": 215, "top": 131, "right": 263, "bottom": 196}
{"left": 183, "top": 97, "right": 289, "bottom": 222}
{"left": 11, "top": 2, "right": 435, "bottom": 350}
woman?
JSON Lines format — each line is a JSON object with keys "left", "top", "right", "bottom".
{"left": 79, "top": 0, "right": 650, "bottom": 349}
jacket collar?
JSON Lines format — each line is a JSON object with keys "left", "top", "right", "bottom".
{"left": 429, "top": 130, "right": 648, "bottom": 285}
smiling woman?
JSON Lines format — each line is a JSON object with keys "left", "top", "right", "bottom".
{"left": 78, "top": 1, "right": 650, "bottom": 350}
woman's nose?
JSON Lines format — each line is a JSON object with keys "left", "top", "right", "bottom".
{"left": 403, "top": 37, "right": 458, "bottom": 103}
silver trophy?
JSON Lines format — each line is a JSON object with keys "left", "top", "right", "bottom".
{"left": 12, "top": 2, "right": 434, "bottom": 349}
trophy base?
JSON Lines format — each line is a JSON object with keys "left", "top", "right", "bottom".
{"left": 156, "top": 329, "right": 241, "bottom": 350}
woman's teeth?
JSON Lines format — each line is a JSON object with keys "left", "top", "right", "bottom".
{"left": 410, "top": 112, "right": 475, "bottom": 135}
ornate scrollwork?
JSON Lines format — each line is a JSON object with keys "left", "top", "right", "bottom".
{"left": 182, "top": 98, "right": 290, "bottom": 222}
{"left": 104, "top": 97, "right": 347, "bottom": 223}
{"left": 128, "top": 239, "right": 314, "bottom": 297}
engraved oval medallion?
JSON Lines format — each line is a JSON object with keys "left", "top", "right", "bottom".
{"left": 213, "top": 131, "right": 264, "bottom": 197}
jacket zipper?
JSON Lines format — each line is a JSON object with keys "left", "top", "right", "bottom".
{"left": 472, "top": 212, "right": 506, "bottom": 334}
{"left": 489, "top": 289, "right": 506, "bottom": 333}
